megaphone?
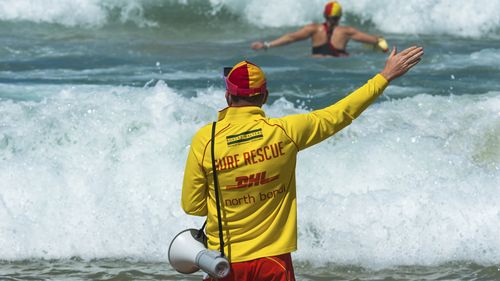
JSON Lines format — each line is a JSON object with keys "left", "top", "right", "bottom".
{"left": 168, "top": 229, "right": 230, "bottom": 279}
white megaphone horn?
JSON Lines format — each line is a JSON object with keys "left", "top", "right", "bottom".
{"left": 168, "top": 229, "right": 230, "bottom": 279}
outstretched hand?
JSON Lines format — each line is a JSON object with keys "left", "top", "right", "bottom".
{"left": 380, "top": 46, "right": 424, "bottom": 82}
{"left": 251, "top": 41, "right": 265, "bottom": 50}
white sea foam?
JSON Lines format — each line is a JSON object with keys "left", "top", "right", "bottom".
{"left": 0, "top": 0, "right": 156, "bottom": 27}
{"left": 0, "top": 83, "right": 499, "bottom": 267}
{"left": 345, "top": 0, "right": 500, "bottom": 37}
{"left": 296, "top": 93, "right": 500, "bottom": 267}
{"left": 1, "top": 0, "right": 499, "bottom": 37}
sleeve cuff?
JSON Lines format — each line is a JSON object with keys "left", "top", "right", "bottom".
{"left": 374, "top": 73, "right": 389, "bottom": 88}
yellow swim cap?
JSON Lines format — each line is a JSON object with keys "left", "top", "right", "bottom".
{"left": 324, "top": 1, "right": 342, "bottom": 18}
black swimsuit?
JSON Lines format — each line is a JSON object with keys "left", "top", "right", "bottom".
{"left": 311, "top": 23, "right": 349, "bottom": 57}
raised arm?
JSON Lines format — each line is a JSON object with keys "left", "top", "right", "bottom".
{"left": 277, "top": 46, "right": 424, "bottom": 150}
{"left": 251, "top": 24, "right": 317, "bottom": 50}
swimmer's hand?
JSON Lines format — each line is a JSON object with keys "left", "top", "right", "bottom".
{"left": 376, "top": 37, "right": 389, "bottom": 52}
{"left": 380, "top": 46, "right": 424, "bottom": 82}
{"left": 251, "top": 41, "right": 271, "bottom": 50}
{"left": 363, "top": 37, "right": 388, "bottom": 52}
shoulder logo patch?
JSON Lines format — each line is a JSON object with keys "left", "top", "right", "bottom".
{"left": 226, "top": 129, "right": 263, "bottom": 146}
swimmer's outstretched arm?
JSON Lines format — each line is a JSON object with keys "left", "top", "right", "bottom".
{"left": 346, "top": 27, "right": 389, "bottom": 52}
{"left": 251, "top": 24, "right": 317, "bottom": 50}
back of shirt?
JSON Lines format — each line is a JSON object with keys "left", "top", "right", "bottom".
{"left": 184, "top": 107, "right": 300, "bottom": 262}
{"left": 214, "top": 114, "right": 300, "bottom": 261}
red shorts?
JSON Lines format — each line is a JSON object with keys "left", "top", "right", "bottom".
{"left": 203, "top": 253, "right": 295, "bottom": 281}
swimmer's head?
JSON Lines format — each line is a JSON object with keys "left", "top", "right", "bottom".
{"left": 224, "top": 61, "right": 267, "bottom": 97}
{"left": 324, "top": 1, "right": 342, "bottom": 21}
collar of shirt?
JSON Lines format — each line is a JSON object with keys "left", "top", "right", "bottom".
{"left": 217, "top": 106, "right": 266, "bottom": 122}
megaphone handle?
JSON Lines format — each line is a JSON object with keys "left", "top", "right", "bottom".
{"left": 211, "top": 122, "right": 226, "bottom": 258}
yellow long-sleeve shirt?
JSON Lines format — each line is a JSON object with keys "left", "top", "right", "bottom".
{"left": 182, "top": 74, "right": 388, "bottom": 262}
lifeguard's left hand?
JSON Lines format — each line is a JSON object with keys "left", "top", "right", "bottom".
{"left": 380, "top": 46, "right": 424, "bottom": 82}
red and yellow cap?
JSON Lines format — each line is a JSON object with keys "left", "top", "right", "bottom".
{"left": 324, "top": 1, "right": 342, "bottom": 18}
{"left": 225, "top": 61, "right": 267, "bottom": 97}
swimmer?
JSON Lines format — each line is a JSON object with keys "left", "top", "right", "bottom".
{"left": 251, "top": 1, "right": 389, "bottom": 57}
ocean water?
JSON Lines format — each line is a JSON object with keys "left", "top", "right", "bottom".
{"left": 0, "top": 0, "right": 499, "bottom": 280}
